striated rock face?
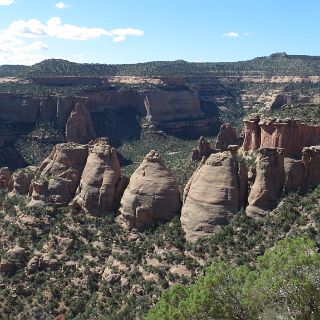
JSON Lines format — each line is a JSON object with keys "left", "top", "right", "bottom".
{"left": 284, "top": 158, "right": 304, "bottom": 193}
{"left": 28, "top": 143, "right": 88, "bottom": 207}
{"left": 8, "top": 166, "right": 37, "bottom": 196}
{"left": 118, "top": 150, "right": 180, "bottom": 229}
{"left": 0, "top": 167, "right": 12, "bottom": 189}
{"left": 72, "top": 138, "right": 126, "bottom": 215}
{"left": 191, "top": 136, "right": 218, "bottom": 161}
{"left": 243, "top": 117, "right": 320, "bottom": 158}
{"left": 65, "top": 101, "right": 96, "bottom": 144}
{"left": 181, "top": 148, "right": 245, "bottom": 242}
{"left": 215, "top": 123, "right": 238, "bottom": 150}
{"left": 242, "top": 117, "right": 261, "bottom": 152}
{"left": 246, "top": 148, "right": 285, "bottom": 218}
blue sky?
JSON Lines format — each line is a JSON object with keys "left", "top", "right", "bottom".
{"left": 0, "top": 0, "right": 319, "bottom": 65}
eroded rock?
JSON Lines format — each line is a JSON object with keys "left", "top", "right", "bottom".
{"left": 215, "top": 123, "right": 238, "bottom": 150}
{"left": 8, "top": 166, "right": 37, "bottom": 196}
{"left": 118, "top": 150, "right": 180, "bottom": 229}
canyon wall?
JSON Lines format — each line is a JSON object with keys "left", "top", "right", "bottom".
{"left": 242, "top": 117, "right": 320, "bottom": 158}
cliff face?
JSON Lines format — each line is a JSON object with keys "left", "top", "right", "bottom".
{"left": 242, "top": 117, "right": 320, "bottom": 158}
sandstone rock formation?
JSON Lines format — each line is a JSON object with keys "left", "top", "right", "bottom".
{"left": 301, "top": 146, "right": 320, "bottom": 191}
{"left": 242, "top": 117, "right": 261, "bottom": 152}
{"left": 246, "top": 148, "right": 285, "bottom": 218}
{"left": 0, "top": 167, "right": 12, "bottom": 189}
{"left": 181, "top": 147, "right": 245, "bottom": 242}
{"left": 8, "top": 166, "right": 37, "bottom": 196}
{"left": 72, "top": 138, "right": 127, "bottom": 215}
{"left": 215, "top": 123, "right": 238, "bottom": 150}
{"left": 191, "top": 136, "right": 218, "bottom": 161}
{"left": 65, "top": 101, "right": 96, "bottom": 144}
{"left": 118, "top": 150, "right": 180, "bottom": 229}
{"left": 243, "top": 117, "right": 320, "bottom": 158}
{"left": 28, "top": 143, "right": 88, "bottom": 207}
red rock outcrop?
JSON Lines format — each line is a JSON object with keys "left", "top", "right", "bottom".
{"left": 28, "top": 143, "right": 88, "bottom": 207}
{"left": 246, "top": 148, "right": 285, "bottom": 218}
{"left": 72, "top": 138, "right": 127, "bottom": 215}
{"left": 302, "top": 146, "right": 320, "bottom": 191}
{"left": 181, "top": 147, "right": 246, "bottom": 242}
{"left": 118, "top": 150, "right": 180, "bottom": 230}
{"left": 215, "top": 123, "right": 238, "bottom": 150}
{"left": 243, "top": 117, "right": 320, "bottom": 158}
{"left": 191, "top": 136, "right": 219, "bottom": 161}
{"left": 8, "top": 166, "right": 37, "bottom": 196}
{"left": 0, "top": 167, "right": 12, "bottom": 189}
{"left": 65, "top": 101, "right": 96, "bottom": 144}
{"left": 242, "top": 117, "right": 261, "bottom": 152}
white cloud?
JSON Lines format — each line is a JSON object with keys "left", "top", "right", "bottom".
{"left": 6, "top": 17, "right": 144, "bottom": 41}
{"left": 55, "top": 2, "right": 69, "bottom": 9}
{"left": 0, "top": 17, "right": 144, "bottom": 64}
{"left": 0, "top": 0, "right": 14, "bottom": 6}
{"left": 223, "top": 32, "right": 239, "bottom": 38}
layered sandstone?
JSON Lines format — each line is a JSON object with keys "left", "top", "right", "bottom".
{"left": 242, "top": 117, "right": 320, "bottom": 158}
{"left": 181, "top": 147, "right": 245, "bottom": 242}
{"left": 28, "top": 143, "right": 88, "bottom": 207}
{"left": 65, "top": 101, "right": 96, "bottom": 144}
{"left": 246, "top": 148, "right": 285, "bottom": 218}
{"left": 118, "top": 150, "right": 180, "bottom": 229}
{"left": 72, "top": 138, "right": 126, "bottom": 215}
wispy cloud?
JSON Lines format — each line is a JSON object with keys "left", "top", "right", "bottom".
{"left": 55, "top": 2, "right": 69, "bottom": 9}
{"left": 244, "top": 32, "right": 250, "bottom": 36}
{"left": 0, "top": 0, "right": 14, "bottom": 6}
{"left": 223, "top": 32, "right": 239, "bottom": 38}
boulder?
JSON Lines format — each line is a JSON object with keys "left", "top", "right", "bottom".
{"left": 118, "top": 150, "right": 180, "bottom": 229}
{"left": 72, "top": 138, "right": 126, "bottom": 215}
{"left": 0, "top": 167, "right": 12, "bottom": 189}
{"left": 7, "top": 166, "right": 37, "bottom": 196}
{"left": 181, "top": 148, "right": 244, "bottom": 242}
{"left": 28, "top": 143, "right": 88, "bottom": 207}
{"left": 215, "top": 123, "right": 238, "bottom": 150}
{"left": 65, "top": 101, "right": 96, "bottom": 144}
{"left": 246, "top": 148, "right": 285, "bottom": 218}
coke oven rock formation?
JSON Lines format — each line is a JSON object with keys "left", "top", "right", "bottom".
{"left": 118, "top": 150, "right": 181, "bottom": 230}
{"left": 242, "top": 117, "right": 320, "bottom": 158}
{"left": 72, "top": 138, "right": 128, "bottom": 215}
{"left": 181, "top": 146, "right": 247, "bottom": 242}
{"left": 246, "top": 148, "right": 285, "bottom": 218}
{"left": 28, "top": 143, "right": 88, "bottom": 207}
{"left": 65, "top": 101, "right": 96, "bottom": 144}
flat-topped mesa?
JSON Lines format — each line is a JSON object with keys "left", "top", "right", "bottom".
{"left": 181, "top": 149, "right": 247, "bottom": 242}
{"left": 65, "top": 100, "right": 96, "bottom": 144}
{"left": 246, "top": 147, "right": 285, "bottom": 218}
{"left": 242, "top": 117, "right": 320, "bottom": 158}
{"left": 72, "top": 138, "right": 127, "bottom": 215}
{"left": 118, "top": 150, "right": 181, "bottom": 230}
{"left": 215, "top": 123, "right": 238, "bottom": 151}
{"left": 28, "top": 143, "right": 88, "bottom": 207}
{"left": 191, "top": 136, "right": 219, "bottom": 161}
